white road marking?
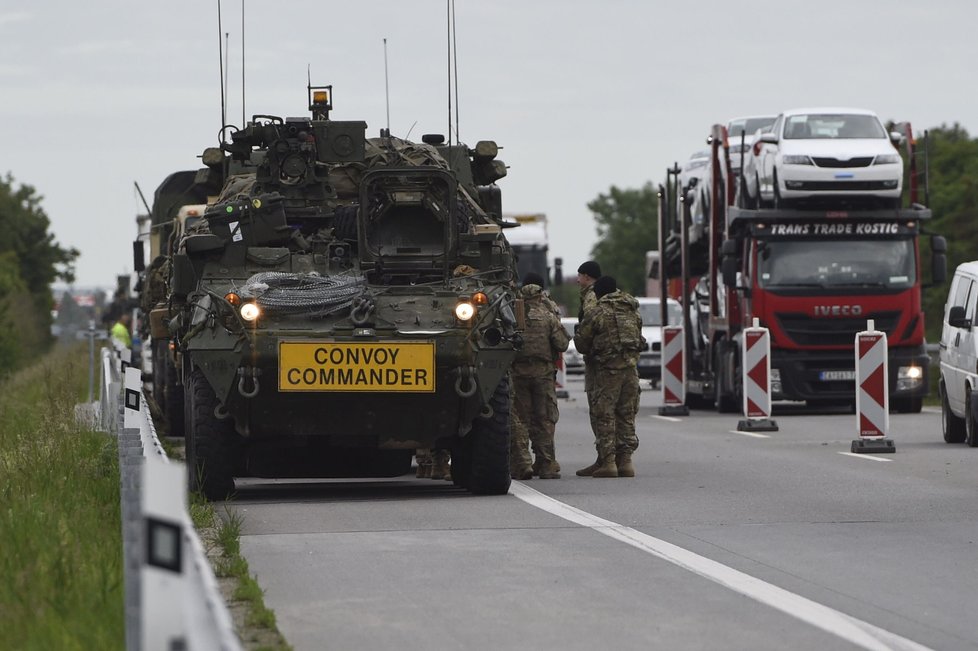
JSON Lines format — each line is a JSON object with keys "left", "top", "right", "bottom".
{"left": 652, "top": 414, "right": 682, "bottom": 423}
{"left": 510, "top": 482, "right": 930, "bottom": 651}
{"left": 728, "top": 429, "right": 771, "bottom": 439}
{"left": 837, "top": 452, "right": 893, "bottom": 463}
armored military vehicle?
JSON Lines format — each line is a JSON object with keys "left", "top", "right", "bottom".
{"left": 167, "top": 86, "right": 521, "bottom": 497}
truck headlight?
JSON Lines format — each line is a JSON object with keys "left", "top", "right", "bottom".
{"left": 896, "top": 365, "right": 923, "bottom": 391}
{"left": 770, "top": 368, "right": 782, "bottom": 395}
{"left": 454, "top": 301, "right": 475, "bottom": 321}
{"left": 240, "top": 302, "right": 261, "bottom": 323}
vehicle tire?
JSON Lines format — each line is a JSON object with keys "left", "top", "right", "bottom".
{"left": 715, "top": 344, "right": 740, "bottom": 414}
{"left": 164, "top": 353, "right": 185, "bottom": 437}
{"left": 942, "top": 382, "right": 966, "bottom": 443}
{"left": 892, "top": 397, "right": 923, "bottom": 414}
{"left": 754, "top": 175, "right": 764, "bottom": 209}
{"left": 463, "top": 376, "right": 512, "bottom": 495}
{"left": 966, "top": 390, "right": 978, "bottom": 448}
{"left": 186, "top": 367, "right": 238, "bottom": 500}
{"left": 772, "top": 169, "right": 785, "bottom": 209}
{"left": 151, "top": 339, "right": 166, "bottom": 410}
{"left": 451, "top": 437, "right": 470, "bottom": 488}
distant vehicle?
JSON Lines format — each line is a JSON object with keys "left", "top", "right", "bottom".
{"left": 742, "top": 107, "right": 904, "bottom": 209}
{"left": 561, "top": 317, "right": 584, "bottom": 375}
{"left": 636, "top": 297, "right": 683, "bottom": 382}
{"left": 939, "top": 261, "right": 978, "bottom": 446}
{"left": 504, "top": 213, "right": 549, "bottom": 287}
{"left": 726, "top": 115, "right": 776, "bottom": 174}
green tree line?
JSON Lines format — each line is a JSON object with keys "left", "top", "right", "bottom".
{"left": 585, "top": 125, "right": 978, "bottom": 342}
{"left": 0, "top": 174, "right": 78, "bottom": 377}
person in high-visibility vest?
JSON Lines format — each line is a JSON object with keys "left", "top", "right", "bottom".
{"left": 110, "top": 313, "right": 132, "bottom": 349}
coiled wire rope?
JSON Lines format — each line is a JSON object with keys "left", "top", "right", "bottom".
{"left": 241, "top": 272, "right": 366, "bottom": 317}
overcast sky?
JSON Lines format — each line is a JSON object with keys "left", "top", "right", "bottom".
{"left": 2, "top": 0, "right": 975, "bottom": 290}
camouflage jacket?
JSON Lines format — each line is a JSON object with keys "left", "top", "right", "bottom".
{"left": 574, "top": 290, "right": 644, "bottom": 369}
{"left": 513, "top": 285, "right": 569, "bottom": 377}
{"left": 578, "top": 283, "right": 597, "bottom": 321}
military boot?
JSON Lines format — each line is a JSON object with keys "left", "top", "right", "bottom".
{"left": 537, "top": 461, "right": 561, "bottom": 479}
{"left": 576, "top": 457, "right": 602, "bottom": 477}
{"left": 616, "top": 453, "right": 635, "bottom": 478}
{"left": 591, "top": 456, "right": 619, "bottom": 478}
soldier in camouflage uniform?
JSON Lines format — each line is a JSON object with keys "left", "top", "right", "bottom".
{"left": 510, "top": 273, "right": 569, "bottom": 479}
{"left": 575, "top": 261, "right": 601, "bottom": 473}
{"left": 573, "top": 276, "right": 644, "bottom": 478}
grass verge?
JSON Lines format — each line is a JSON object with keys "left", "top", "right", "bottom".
{"left": 0, "top": 343, "right": 123, "bottom": 650}
{"left": 190, "top": 495, "right": 292, "bottom": 650}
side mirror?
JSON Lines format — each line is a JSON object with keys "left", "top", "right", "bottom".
{"left": 721, "top": 239, "right": 738, "bottom": 287}
{"left": 133, "top": 240, "right": 145, "bottom": 273}
{"left": 759, "top": 133, "right": 779, "bottom": 145}
{"left": 948, "top": 305, "right": 971, "bottom": 329}
{"left": 932, "top": 234, "right": 947, "bottom": 254}
{"left": 889, "top": 131, "right": 905, "bottom": 146}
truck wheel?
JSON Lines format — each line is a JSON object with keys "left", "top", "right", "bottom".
{"left": 942, "top": 382, "right": 966, "bottom": 443}
{"left": 463, "top": 376, "right": 512, "bottom": 495}
{"left": 715, "top": 345, "right": 740, "bottom": 414}
{"left": 186, "top": 367, "right": 237, "bottom": 500}
{"left": 151, "top": 340, "right": 166, "bottom": 410}
{"left": 966, "top": 391, "right": 978, "bottom": 448}
{"left": 164, "top": 354, "right": 185, "bottom": 437}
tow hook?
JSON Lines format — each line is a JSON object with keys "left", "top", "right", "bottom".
{"left": 454, "top": 365, "right": 478, "bottom": 398}
{"left": 237, "top": 366, "right": 261, "bottom": 398}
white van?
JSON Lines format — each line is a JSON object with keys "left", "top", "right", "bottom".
{"left": 939, "top": 261, "right": 978, "bottom": 446}
{"left": 636, "top": 297, "right": 683, "bottom": 384}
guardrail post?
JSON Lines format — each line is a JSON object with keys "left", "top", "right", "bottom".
{"left": 852, "top": 319, "right": 895, "bottom": 453}
{"left": 737, "top": 318, "right": 778, "bottom": 432}
{"left": 659, "top": 325, "right": 689, "bottom": 416}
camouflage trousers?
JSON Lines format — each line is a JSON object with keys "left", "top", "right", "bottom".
{"left": 510, "top": 374, "right": 559, "bottom": 471}
{"left": 586, "top": 366, "right": 640, "bottom": 460}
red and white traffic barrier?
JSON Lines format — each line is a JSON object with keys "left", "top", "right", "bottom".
{"left": 853, "top": 319, "right": 894, "bottom": 453}
{"left": 738, "top": 318, "right": 778, "bottom": 431}
{"left": 659, "top": 325, "right": 688, "bottom": 415}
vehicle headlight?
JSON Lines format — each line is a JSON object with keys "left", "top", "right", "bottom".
{"left": 896, "top": 365, "right": 923, "bottom": 391}
{"left": 240, "top": 302, "right": 261, "bottom": 322}
{"left": 454, "top": 301, "right": 476, "bottom": 321}
{"left": 782, "top": 155, "right": 813, "bottom": 165}
{"left": 873, "top": 154, "right": 901, "bottom": 165}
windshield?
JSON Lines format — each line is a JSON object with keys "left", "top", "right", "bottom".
{"left": 757, "top": 239, "right": 915, "bottom": 290}
{"left": 782, "top": 113, "right": 886, "bottom": 139}
{"left": 638, "top": 301, "right": 684, "bottom": 326}
{"left": 728, "top": 117, "right": 775, "bottom": 138}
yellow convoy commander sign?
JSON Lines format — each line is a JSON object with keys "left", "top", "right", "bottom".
{"left": 278, "top": 341, "right": 436, "bottom": 393}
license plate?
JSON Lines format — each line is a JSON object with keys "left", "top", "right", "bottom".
{"left": 279, "top": 341, "right": 435, "bottom": 392}
{"left": 819, "top": 370, "right": 855, "bottom": 381}
{"left": 638, "top": 358, "right": 657, "bottom": 367}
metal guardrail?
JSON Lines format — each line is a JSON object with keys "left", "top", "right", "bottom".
{"left": 97, "top": 345, "right": 243, "bottom": 651}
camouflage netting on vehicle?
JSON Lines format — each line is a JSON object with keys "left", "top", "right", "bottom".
{"left": 241, "top": 271, "right": 366, "bottom": 317}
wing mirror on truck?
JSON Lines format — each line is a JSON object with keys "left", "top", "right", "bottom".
{"left": 133, "top": 240, "right": 145, "bottom": 273}
{"left": 721, "top": 239, "right": 738, "bottom": 288}
{"left": 931, "top": 235, "right": 948, "bottom": 286}
{"left": 948, "top": 305, "right": 971, "bottom": 329}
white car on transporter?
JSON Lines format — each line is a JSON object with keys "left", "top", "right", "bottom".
{"left": 742, "top": 107, "right": 904, "bottom": 209}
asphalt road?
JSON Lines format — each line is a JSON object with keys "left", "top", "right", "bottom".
{"left": 231, "top": 376, "right": 978, "bottom": 651}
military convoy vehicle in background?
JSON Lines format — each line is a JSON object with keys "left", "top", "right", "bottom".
{"left": 139, "top": 86, "right": 522, "bottom": 498}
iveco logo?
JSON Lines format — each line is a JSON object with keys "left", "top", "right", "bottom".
{"left": 814, "top": 305, "right": 863, "bottom": 317}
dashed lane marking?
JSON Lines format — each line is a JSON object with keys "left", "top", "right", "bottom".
{"left": 837, "top": 452, "right": 893, "bottom": 463}
{"left": 510, "top": 482, "right": 929, "bottom": 651}
{"left": 729, "top": 429, "right": 771, "bottom": 439}
{"left": 652, "top": 415, "right": 682, "bottom": 423}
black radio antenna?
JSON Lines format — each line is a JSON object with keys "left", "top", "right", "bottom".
{"left": 451, "top": 0, "right": 460, "bottom": 144}
{"left": 241, "top": 0, "right": 246, "bottom": 126}
{"left": 446, "top": 0, "right": 452, "bottom": 146}
{"left": 217, "top": 0, "right": 226, "bottom": 131}
{"left": 383, "top": 38, "right": 391, "bottom": 133}
{"left": 224, "top": 31, "right": 230, "bottom": 115}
